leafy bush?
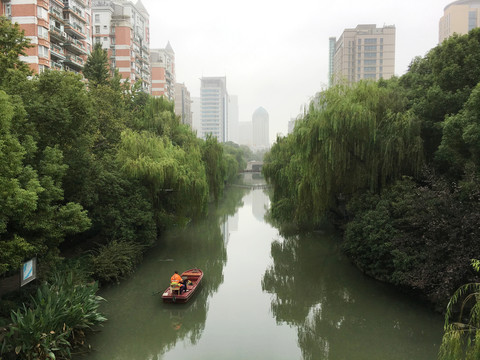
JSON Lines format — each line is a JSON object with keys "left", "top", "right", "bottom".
{"left": 90, "top": 240, "right": 144, "bottom": 283}
{"left": 344, "top": 174, "right": 480, "bottom": 307}
{"left": 1, "top": 271, "right": 106, "bottom": 359}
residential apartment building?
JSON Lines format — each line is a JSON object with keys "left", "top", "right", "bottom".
{"left": 92, "top": 0, "right": 150, "bottom": 93}
{"left": 1, "top": 0, "right": 91, "bottom": 73}
{"left": 330, "top": 24, "right": 396, "bottom": 85}
{"left": 200, "top": 76, "right": 228, "bottom": 142}
{"left": 439, "top": 0, "right": 480, "bottom": 43}
{"left": 174, "top": 82, "right": 192, "bottom": 127}
{"left": 151, "top": 43, "right": 175, "bottom": 100}
{"left": 252, "top": 107, "right": 269, "bottom": 150}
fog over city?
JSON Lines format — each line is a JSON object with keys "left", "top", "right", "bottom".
{"left": 142, "top": 0, "right": 453, "bottom": 143}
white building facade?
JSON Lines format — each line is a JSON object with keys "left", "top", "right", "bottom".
{"left": 200, "top": 77, "right": 228, "bottom": 142}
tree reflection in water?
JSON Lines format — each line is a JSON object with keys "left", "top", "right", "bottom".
{"left": 262, "top": 231, "right": 443, "bottom": 360}
{"left": 80, "top": 188, "right": 248, "bottom": 360}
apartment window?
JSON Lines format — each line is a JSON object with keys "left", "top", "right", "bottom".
{"left": 380, "top": 38, "right": 384, "bottom": 44}
{"left": 38, "top": 45, "right": 48, "bottom": 58}
{"left": 364, "top": 73, "right": 376, "bottom": 79}
{"left": 364, "top": 38, "right": 377, "bottom": 44}
{"left": 95, "top": 26, "right": 100, "bottom": 33}
{"left": 365, "top": 45, "right": 377, "bottom": 51}
{"left": 37, "top": 6, "right": 48, "bottom": 20}
{"left": 364, "top": 60, "right": 376, "bottom": 65}
{"left": 365, "top": 52, "right": 376, "bottom": 58}
{"left": 469, "top": 11, "right": 478, "bottom": 31}
{"left": 95, "top": 38, "right": 101, "bottom": 44}
{"left": 364, "top": 67, "right": 376, "bottom": 72}
{"left": 357, "top": 60, "right": 361, "bottom": 65}
{"left": 5, "top": 4, "right": 11, "bottom": 17}
{"left": 358, "top": 45, "right": 361, "bottom": 51}
{"left": 380, "top": 45, "right": 384, "bottom": 51}
{"left": 95, "top": 14, "right": 100, "bottom": 23}
{"left": 103, "top": 37, "right": 107, "bottom": 41}
{"left": 38, "top": 26, "right": 48, "bottom": 39}
{"left": 358, "top": 39, "right": 361, "bottom": 44}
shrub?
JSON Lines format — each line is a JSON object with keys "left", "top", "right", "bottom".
{"left": 0, "top": 271, "right": 106, "bottom": 359}
{"left": 90, "top": 240, "right": 144, "bottom": 283}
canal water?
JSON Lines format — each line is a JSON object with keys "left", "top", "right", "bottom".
{"left": 80, "top": 178, "right": 444, "bottom": 360}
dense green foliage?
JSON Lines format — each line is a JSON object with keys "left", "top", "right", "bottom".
{"left": 0, "top": 17, "right": 249, "bottom": 284}
{"left": 264, "top": 28, "right": 480, "bottom": 319}
{"left": 264, "top": 81, "right": 423, "bottom": 226}
{"left": 1, "top": 272, "right": 106, "bottom": 359}
{"left": 0, "top": 17, "right": 252, "bottom": 358}
{"left": 439, "top": 260, "right": 480, "bottom": 360}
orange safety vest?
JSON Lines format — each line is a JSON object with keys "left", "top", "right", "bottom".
{"left": 171, "top": 273, "right": 183, "bottom": 283}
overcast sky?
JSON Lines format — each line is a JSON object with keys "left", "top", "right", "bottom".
{"left": 141, "top": 0, "right": 453, "bottom": 143}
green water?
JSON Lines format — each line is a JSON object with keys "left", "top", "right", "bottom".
{"left": 79, "top": 182, "right": 443, "bottom": 360}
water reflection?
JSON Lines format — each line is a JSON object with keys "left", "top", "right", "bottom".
{"left": 80, "top": 187, "right": 248, "bottom": 360}
{"left": 262, "top": 231, "right": 443, "bottom": 360}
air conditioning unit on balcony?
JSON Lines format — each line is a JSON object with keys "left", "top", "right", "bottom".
{"left": 61, "top": 32, "right": 67, "bottom": 38}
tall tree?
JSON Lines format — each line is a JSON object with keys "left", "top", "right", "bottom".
{"left": 0, "top": 16, "right": 32, "bottom": 84}
{"left": 83, "top": 42, "right": 110, "bottom": 87}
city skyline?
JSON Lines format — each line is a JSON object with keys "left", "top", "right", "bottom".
{"left": 142, "top": 0, "right": 456, "bottom": 143}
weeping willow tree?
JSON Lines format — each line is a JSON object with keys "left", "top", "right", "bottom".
{"left": 439, "top": 260, "right": 480, "bottom": 360}
{"left": 117, "top": 129, "right": 208, "bottom": 229}
{"left": 264, "top": 81, "right": 424, "bottom": 226}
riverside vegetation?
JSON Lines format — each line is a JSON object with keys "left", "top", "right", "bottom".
{"left": 263, "top": 29, "right": 480, "bottom": 358}
{"left": 0, "top": 18, "right": 254, "bottom": 359}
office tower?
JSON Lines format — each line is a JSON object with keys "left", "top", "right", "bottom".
{"left": 200, "top": 76, "right": 228, "bottom": 142}
{"left": 1, "top": 0, "right": 92, "bottom": 74}
{"left": 439, "top": 0, "right": 480, "bottom": 43}
{"left": 331, "top": 24, "right": 395, "bottom": 85}
{"left": 92, "top": 0, "right": 150, "bottom": 93}
{"left": 191, "top": 97, "right": 201, "bottom": 136}
{"left": 238, "top": 121, "right": 252, "bottom": 147}
{"left": 252, "top": 107, "right": 269, "bottom": 150}
{"left": 174, "top": 83, "right": 192, "bottom": 127}
{"left": 151, "top": 43, "right": 175, "bottom": 100}
{"left": 228, "top": 95, "right": 239, "bottom": 144}
{"left": 328, "top": 37, "right": 336, "bottom": 87}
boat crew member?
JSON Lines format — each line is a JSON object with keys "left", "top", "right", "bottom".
{"left": 171, "top": 271, "right": 187, "bottom": 294}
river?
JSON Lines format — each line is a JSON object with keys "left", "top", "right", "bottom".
{"left": 79, "top": 176, "right": 444, "bottom": 360}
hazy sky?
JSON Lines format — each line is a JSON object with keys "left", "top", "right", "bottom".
{"left": 141, "top": 0, "right": 453, "bottom": 143}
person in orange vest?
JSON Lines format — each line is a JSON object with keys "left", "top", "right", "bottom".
{"left": 171, "top": 271, "right": 187, "bottom": 294}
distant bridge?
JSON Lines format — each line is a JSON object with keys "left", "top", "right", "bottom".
{"left": 239, "top": 161, "right": 263, "bottom": 174}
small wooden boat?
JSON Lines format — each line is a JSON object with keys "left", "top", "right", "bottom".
{"left": 162, "top": 268, "right": 203, "bottom": 303}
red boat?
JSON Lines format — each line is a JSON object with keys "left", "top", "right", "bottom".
{"left": 162, "top": 268, "right": 203, "bottom": 303}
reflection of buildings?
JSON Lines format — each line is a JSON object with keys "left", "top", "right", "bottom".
{"left": 220, "top": 215, "right": 229, "bottom": 245}
{"left": 439, "top": 0, "right": 480, "bottom": 43}
{"left": 252, "top": 190, "right": 269, "bottom": 222}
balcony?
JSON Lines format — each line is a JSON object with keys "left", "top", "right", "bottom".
{"left": 49, "top": 25, "right": 66, "bottom": 41}
{"left": 64, "top": 35, "right": 87, "bottom": 55}
{"left": 49, "top": 7, "right": 64, "bottom": 21}
{"left": 63, "top": 4, "right": 86, "bottom": 22}
{"left": 64, "top": 54, "right": 84, "bottom": 69}
{"left": 50, "top": 44, "right": 66, "bottom": 60}
{"left": 51, "top": 61, "right": 64, "bottom": 71}
{"left": 64, "top": 21, "right": 86, "bottom": 39}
